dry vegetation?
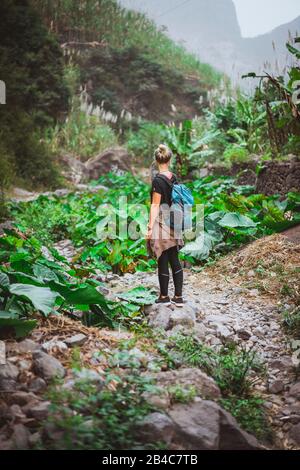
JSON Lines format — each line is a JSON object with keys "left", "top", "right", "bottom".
{"left": 206, "top": 234, "right": 300, "bottom": 304}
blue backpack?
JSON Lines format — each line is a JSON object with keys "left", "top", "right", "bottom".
{"left": 156, "top": 174, "right": 194, "bottom": 233}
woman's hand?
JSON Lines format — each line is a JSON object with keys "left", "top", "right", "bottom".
{"left": 145, "top": 225, "right": 152, "bottom": 240}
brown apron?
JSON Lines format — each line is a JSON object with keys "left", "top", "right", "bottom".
{"left": 147, "top": 213, "right": 184, "bottom": 260}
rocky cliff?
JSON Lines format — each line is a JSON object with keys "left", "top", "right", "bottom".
{"left": 120, "top": 0, "right": 300, "bottom": 88}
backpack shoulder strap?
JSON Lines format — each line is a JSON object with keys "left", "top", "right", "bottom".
{"left": 156, "top": 174, "right": 175, "bottom": 188}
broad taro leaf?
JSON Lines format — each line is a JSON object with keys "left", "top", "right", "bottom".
{"left": 206, "top": 211, "right": 226, "bottom": 222}
{"left": 205, "top": 217, "right": 224, "bottom": 243}
{"left": 0, "top": 272, "right": 10, "bottom": 289}
{"left": 6, "top": 271, "right": 45, "bottom": 287}
{"left": 274, "top": 199, "right": 288, "bottom": 212}
{"left": 0, "top": 316, "right": 37, "bottom": 338}
{"left": 9, "top": 253, "right": 33, "bottom": 274}
{"left": 181, "top": 232, "right": 215, "bottom": 260}
{"left": 33, "top": 264, "right": 59, "bottom": 282}
{"left": 117, "top": 286, "right": 157, "bottom": 305}
{"left": 9, "top": 284, "right": 60, "bottom": 316}
{"left": 47, "top": 281, "right": 112, "bottom": 312}
{"left": 218, "top": 212, "right": 257, "bottom": 229}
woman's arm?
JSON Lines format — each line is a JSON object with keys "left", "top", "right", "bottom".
{"left": 146, "top": 192, "right": 161, "bottom": 239}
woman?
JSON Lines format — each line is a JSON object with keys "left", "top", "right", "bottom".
{"left": 146, "top": 144, "right": 184, "bottom": 307}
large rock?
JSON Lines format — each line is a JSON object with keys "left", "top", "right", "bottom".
{"left": 211, "top": 322, "right": 233, "bottom": 341}
{"left": 10, "top": 391, "right": 39, "bottom": 406}
{"left": 168, "top": 400, "right": 220, "bottom": 450}
{"left": 29, "top": 377, "right": 47, "bottom": 393}
{"left": 32, "top": 351, "right": 65, "bottom": 382}
{"left": 147, "top": 304, "right": 197, "bottom": 331}
{"left": 65, "top": 334, "right": 88, "bottom": 347}
{"left": 270, "top": 356, "right": 294, "bottom": 373}
{"left": 219, "top": 408, "right": 262, "bottom": 450}
{"left": 85, "top": 147, "right": 132, "bottom": 180}
{"left": 137, "top": 399, "right": 262, "bottom": 450}
{"left": 192, "top": 324, "right": 209, "bottom": 341}
{"left": 135, "top": 412, "right": 175, "bottom": 446}
{"left": 169, "top": 307, "right": 196, "bottom": 330}
{"left": 27, "top": 401, "right": 51, "bottom": 421}
{"left": 10, "top": 187, "right": 38, "bottom": 203}
{"left": 289, "top": 381, "right": 300, "bottom": 398}
{"left": 289, "top": 423, "right": 300, "bottom": 445}
{"left": 148, "top": 305, "right": 172, "bottom": 330}
{"left": 0, "top": 363, "right": 19, "bottom": 391}
{"left": 11, "top": 423, "right": 30, "bottom": 450}
{"left": 60, "top": 154, "right": 89, "bottom": 184}
{"left": 7, "top": 339, "right": 40, "bottom": 354}
{"left": 151, "top": 368, "right": 221, "bottom": 401}
{"left": 42, "top": 340, "right": 68, "bottom": 354}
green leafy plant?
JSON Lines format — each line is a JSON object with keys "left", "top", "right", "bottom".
{"left": 283, "top": 306, "right": 300, "bottom": 338}
{"left": 167, "top": 385, "right": 197, "bottom": 404}
{"left": 167, "top": 333, "right": 269, "bottom": 440}
{"left": 169, "top": 334, "right": 263, "bottom": 397}
{"left": 223, "top": 145, "right": 250, "bottom": 167}
{"left": 220, "top": 397, "right": 272, "bottom": 441}
{"left": 242, "top": 37, "right": 300, "bottom": 157}
{"left": 40, "top": 368, "right": 158, "bottom": 450}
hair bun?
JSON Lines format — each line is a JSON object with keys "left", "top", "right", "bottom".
{"left": 154, "top": 143, "right": 172, "bottom": 164}
{"left": 158, "top": 144, "right": 167, "bottom": 152}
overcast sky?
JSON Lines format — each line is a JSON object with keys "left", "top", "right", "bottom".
{"left": 233, "top": 0, "right": 300, "bottom": 37}
{"left": 120, "top": 0, "right": 300, "bottom": 37}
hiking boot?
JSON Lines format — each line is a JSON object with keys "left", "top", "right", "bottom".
{"left": 171, "top": 296, "right": 184, "bottom": 307}
{"left": 155, "top": 296, "right": 171, "bottom": 306}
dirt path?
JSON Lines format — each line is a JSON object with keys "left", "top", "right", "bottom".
{"left": 105, "top": 270, "right": 296, "bottom": 448}
{"left": 90, "top": 232, "right": 299, "bottom": 450}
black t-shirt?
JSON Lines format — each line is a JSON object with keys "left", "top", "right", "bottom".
{"left": 151, "top": 174, "right": 177, "bottom": 206}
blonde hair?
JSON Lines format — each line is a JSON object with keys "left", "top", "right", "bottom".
{"left": 154, "top": 144, "right": 172, "bottom": 164}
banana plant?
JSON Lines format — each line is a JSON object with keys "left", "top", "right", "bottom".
{"left": 242, "top": 36, "right": 300, "bottom": 155}
{"left": 164, "top": 120, "right": 221, "bottom": 177}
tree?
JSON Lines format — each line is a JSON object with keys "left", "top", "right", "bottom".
{"left": 0, "top": 0, "right": 70, "bottom": 187}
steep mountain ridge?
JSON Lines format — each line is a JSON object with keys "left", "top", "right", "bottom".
{"left": 119, "top": 0, "right": 300, "bottom": 88}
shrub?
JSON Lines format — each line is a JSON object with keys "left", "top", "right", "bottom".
{"left": 0, "top": 110, "right": 62, "bottom": 190}
{"left": 282, "top": 135, "right": 300, "bottom": 155}
{"left": 223, "top": 145, "right": 250, "bottom": 167}
{"left": 220, "top": 397, "right": 272, "bottom": 441}
{"left": 170, "top": 334, "right": 262, "bottom": 397}
{"left": 45, "top": 109, "right": 118, "bottom": 161}
{"left": 126, "top": 121, "right": 166, "bottom": 164}
{"left": 12, "top": 196, "right": 74, "bottom": 245}
{"left": 283, "top": 306, "right": 300, "bottom": 338}
{"left": 40, "top": 369, "right": 158, "bottom": 450}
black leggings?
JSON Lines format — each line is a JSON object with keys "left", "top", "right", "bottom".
{"left": 158, "top": 246, "right": 183, "bottom": 297}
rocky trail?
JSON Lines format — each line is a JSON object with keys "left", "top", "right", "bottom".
{"left": 1, "top": 230, "right": 300, "bottom": 450}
